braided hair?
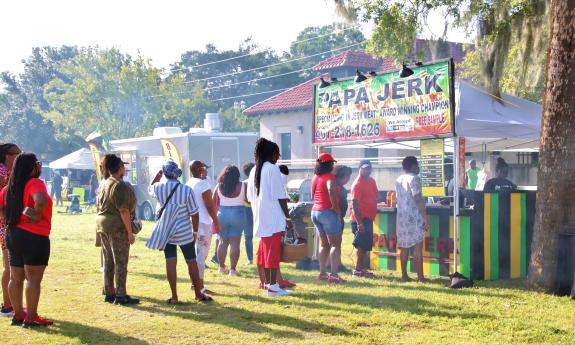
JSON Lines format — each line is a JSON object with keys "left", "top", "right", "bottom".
{"left": 0, "top": 143, "right": 19, "bottom": 165}
{"left": 4, "top": 153, "right": 39, "bottom": 231}
{"left": 254, "top": 138, "right": 279, "bottom": 196}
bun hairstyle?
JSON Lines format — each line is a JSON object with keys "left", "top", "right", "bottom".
{"left": 496, "top": 157, "right": 508, "bottom": 170}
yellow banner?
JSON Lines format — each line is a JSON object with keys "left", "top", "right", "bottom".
{"left": 420, "top": 139, "right": 445, "bottom": 197}
{"left": 88, "top": 143, "right": 102, "bottom": 181}
{"left": 160, "top": 138, "right": 183, "bottom": 167}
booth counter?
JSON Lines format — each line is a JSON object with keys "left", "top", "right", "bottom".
{"left": 370, "top": 191, "right": 536, "bottom": 281}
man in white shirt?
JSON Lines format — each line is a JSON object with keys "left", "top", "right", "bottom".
{"left": 247, "top": 138, "right": 292, "bottom": 297}
{"left": 186, "top": 160, "right": 219, "bottom": 296}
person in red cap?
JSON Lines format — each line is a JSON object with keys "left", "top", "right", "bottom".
{"left": 311, "top": 152, "right": 344, "bottom": 284}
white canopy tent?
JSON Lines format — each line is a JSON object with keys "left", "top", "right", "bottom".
{"left": 49, "top": 148, "right": 95, "bottom": 170}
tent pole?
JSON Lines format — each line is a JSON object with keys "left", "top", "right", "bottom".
{"left": 453, "top": 136, "right": 460, "bottom": 273}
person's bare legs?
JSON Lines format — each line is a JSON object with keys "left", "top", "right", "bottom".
{"left": 23, "top": 265, "right": 46, "bottom": 319}
{"left": 217, "top": 238, "right": 230, "bottom": 270}
{"left": 318, "top": 232, "right": 330, "bottom": 277}
{"left": 327, "top": 235, "right": 342, "bottom": 275}
{"left": 165, "top": 258, "right": 178, "bottom": 301}
{"left": 186, "top": 260, "right": 205, "bottom": 299}
{"left": 229, "top": 236, "right": 241, "bottom": 271}
{"left": 414, "top": 242, "right": 428, "bottom": 282}
{"left": 8, "top": 266, "right": 24, "bottom": 317}
{"left": 355, "top": 249, "right": 367, "bottom": 272}
{"left": 399, "top": 247, "right": 413, "bottom": 281}
{"left": 265, "top": 268, "right": 278, "bottom": 285}
{"left": 2, "top": 249, "right": 11, "bottom": 308}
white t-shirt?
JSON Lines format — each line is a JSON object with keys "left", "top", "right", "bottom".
{"left": 186, "top": 177, "right": 213, "bottom": 225}
{"left": 247, "top": 162, "right": 288, "bottom": 238}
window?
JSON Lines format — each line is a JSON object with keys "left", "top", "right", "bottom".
{"left": 280, "top": 132, "right": 291, "bottom": 160}
{"left": 364, "top": 148, "right": 378, "bottom": 158}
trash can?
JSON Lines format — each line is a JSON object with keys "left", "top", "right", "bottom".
{"left": 288, "top": 202, "right": 315, "bottom": 270}
{"left": 555, "top": 232, "right": 575, "bottom": 297}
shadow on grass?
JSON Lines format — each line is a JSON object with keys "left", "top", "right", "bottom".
{"left": 301, "top": 290, "right": 490, "bottom": 320}
{"left": 385, "top": 280, "right": 518, "bottom": 298}
{"left": 32, "top": 320, "right": 149, "bottom": 344}
{"left": 131, "top": 296, "right": 354, "bottom": 339}
{"left": 134, "top": 272, "right": 243, "bottom": 288}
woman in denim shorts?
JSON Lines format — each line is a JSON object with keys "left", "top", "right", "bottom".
{"left": 311, "top": 153, "right": 344, "bottom": 284}
{"left": 215, "top": 166, "right": 245, "bottom": 276}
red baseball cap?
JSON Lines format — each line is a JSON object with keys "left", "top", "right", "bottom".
{"left": 317, "top": 152, "right": 337, "bottom": 163}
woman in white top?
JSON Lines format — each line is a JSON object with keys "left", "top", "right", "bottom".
{"left": 214, "top": 165, "right": 245, "bottom": 276}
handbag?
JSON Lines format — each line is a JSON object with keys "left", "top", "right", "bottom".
{"left": 155, "top": 183, "right": 180, "bottom": 221}
{"left": 281, "top": 226, "right": 307, "bottom": 263}
{"left": 131, "top": 218, "right": 143, "bottom": 234}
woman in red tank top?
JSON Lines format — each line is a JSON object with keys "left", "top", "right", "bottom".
{"left": 311, "top": 153, "right": 344, "bottom": 284}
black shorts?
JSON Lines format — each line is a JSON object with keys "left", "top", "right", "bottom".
{"left": 164, "top": 242, "right": 196, "bottom": 261}
{"left": 351, "top": 219, "right": 374, "bottom": 252}
{"left": 7, "top": 227, "right": 50, "bottom": 267}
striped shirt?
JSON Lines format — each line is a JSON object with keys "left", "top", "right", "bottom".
{"left": 150, "top": 180, "right": 199, "bottom": 246}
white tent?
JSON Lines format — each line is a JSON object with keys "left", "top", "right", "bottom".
{"left": 328, "top": 80, "right": 542, "bottom": 152}
{"left": 49, "top": 148, "right": 95, "bottom": 170}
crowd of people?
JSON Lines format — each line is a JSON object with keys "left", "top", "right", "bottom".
{"left": 0, "top": 138, "right": 520, "bottom": 328}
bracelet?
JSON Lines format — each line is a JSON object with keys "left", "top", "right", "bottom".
{"left": 285, "top": 217, "right": 292, "bottom": 221}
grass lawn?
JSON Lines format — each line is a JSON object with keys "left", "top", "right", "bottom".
{"left": 0, "top": 208, "right": 574, "bottom": 345}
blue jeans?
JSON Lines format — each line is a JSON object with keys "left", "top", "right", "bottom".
{"left": 244, "top": 206, "right": 254, "bottom": 262}
{"left": 311, "top": 209, "right": 342, "bottom": 236}
{"left": 217, "top": 206, "right": 245, "bottom": 240}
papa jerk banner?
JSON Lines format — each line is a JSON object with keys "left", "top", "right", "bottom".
{"left": 313, "top": 60, "right": 454, "bottom": 144}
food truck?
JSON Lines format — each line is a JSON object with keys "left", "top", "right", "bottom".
{"left": 313, "top": 59, "right": 542, "bottom": 280}
{"left": 109, "top": 113, "right": 258, "bottom": 220}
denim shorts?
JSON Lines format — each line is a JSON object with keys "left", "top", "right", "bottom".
{"left": 311, "top": 209, "right": 342, "bottom": 236}
{"left": 217, "top": 206, "right": 245, "bottom": 239}
{"left": 351, "top": 219, "right": 374, "bottom": 251}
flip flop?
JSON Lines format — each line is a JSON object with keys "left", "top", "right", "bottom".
{"left": 167, "top": 298, "right": 179, "bottom": 304}
{"left": 195, "top": 294, "right": 214, "bottom": 303}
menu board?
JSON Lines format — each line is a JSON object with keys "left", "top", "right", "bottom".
{"left": 420, "top": 139, "right": 445, "bottom": 196}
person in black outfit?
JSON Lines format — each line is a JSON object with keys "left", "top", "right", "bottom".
{"left": 484, "top": 158, "right": 517, "bottom": 192}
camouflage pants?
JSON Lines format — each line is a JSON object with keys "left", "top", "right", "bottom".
{"left": 99, "top": 230, "right": 130, "bottom": 296}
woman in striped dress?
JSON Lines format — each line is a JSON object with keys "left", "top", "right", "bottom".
{"left": 148, "top": 160, "right": 212, "bottom": 303}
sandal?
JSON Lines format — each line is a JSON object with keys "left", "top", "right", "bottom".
{"left": 195, "top": 294, "right": 214, "bottom": 303}
{"left": 167, "top": 297, "right": 179, "bottom": 304}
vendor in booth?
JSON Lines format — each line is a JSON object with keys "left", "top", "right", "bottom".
{"left": 483, "top": 158, "right": 517, "bottom": 192}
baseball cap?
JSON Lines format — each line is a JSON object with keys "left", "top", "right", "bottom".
{"left": 189, "top": 160, "right": 210, "bottom": 170}
{"left": 317, "top": 152, "right": 337, "bottom": 163}
{"left": 162, "top": 159, "right": 183, "bottom": 179}
{"left": 358, "top": 159, "right": 372, "bottom": 169}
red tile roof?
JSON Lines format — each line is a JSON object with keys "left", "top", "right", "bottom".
{"left": 313, "top": 50, "right": 382, "bottom": 72}
{"left": 243, "top": 75, "right": 326, "bottom": 116}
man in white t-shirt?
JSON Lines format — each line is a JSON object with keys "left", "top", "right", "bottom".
{"left": 186, "top": 160, "right": 219, "bottom": 295}
{"left": 247, "top": 138, "right": 292, "bottom": 297}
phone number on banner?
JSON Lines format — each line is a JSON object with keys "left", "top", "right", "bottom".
{"left": 315, "top": 123, "right": 381, "bottom": 140}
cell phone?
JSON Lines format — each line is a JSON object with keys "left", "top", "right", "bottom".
{"left": 22, "top": 207, "right": 34, "bottom": 218}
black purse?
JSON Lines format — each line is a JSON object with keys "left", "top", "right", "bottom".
{"left": 155, "top": 184, "right": 179, "bottom": 220}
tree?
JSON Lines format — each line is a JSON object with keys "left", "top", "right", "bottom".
{"left": 527, "top": 0, "right": 575, "bottom": 292}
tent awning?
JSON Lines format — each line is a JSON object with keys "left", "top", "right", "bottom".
{"left": 49, "top": 148, "right": 95, "bottom": 170}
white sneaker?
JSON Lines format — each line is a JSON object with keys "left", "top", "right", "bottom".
{"left": 266, "top": 283, "right": 291, "bottom": 297}
{"left": 229, "top": 269, "right": 241, "bottom": 277}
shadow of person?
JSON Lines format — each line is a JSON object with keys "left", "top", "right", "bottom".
{"left": 30, "top": 320, "right": 150, "bottom": 344}
{"left": 130, "top": 296, "right": 354, "bottom": 339}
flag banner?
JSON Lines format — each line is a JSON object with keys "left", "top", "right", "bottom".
{"left": 313, "top": 60, "right": 454, "bottom": 145}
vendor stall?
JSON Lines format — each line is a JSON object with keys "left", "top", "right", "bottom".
{"left": 313, "top": 59, "right": 542, "bottom": 280}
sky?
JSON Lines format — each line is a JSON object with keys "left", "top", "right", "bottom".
{"left": 0, "top": 0, "right": 472, "bottom": 74}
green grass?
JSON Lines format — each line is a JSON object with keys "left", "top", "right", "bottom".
{"left": 1, "top": 207, "right": 574, "bottom": 344}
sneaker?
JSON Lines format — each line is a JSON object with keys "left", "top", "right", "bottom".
{"left": 113, "top": 295, "right": 140, "bottom": 305}
{"left": 210, "top": 256, "right": 219, "bottom": 264}
{"left": 245, "top": 260, "right": 253, "bottom": 266}
{"left": 11, "top": 313, "right": 25, "bottom": 326}
{"left": 258, "top": 282, "right": 267, "bottom": 290}
{"left": 318, "top": 273, "right": 329, "bottom": 281}
{"left": 217, "top": 267, "right": 229, "bottom": 275}
{"left": 328, "top": 274, "right": 346, "bottom": 284}
{"left": 352, "top": 270, "right": 365, "bottom": 278}
{"left": 361, "top": 269, "right": 375, "bottom": 278}
{"left": 104, "top": 294, "right": 116, "bottom": 303}
{"left": 22, "top": 315, "right": 53, "bottom": 328}
{"left": 229, "top": 269, "right": 241, "bottom": 277}
{"left": 0, "top": 305, "right": 14, "bottom": 317}
{"left": 266, "top": 283, "right": 290, "bottom": 297}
